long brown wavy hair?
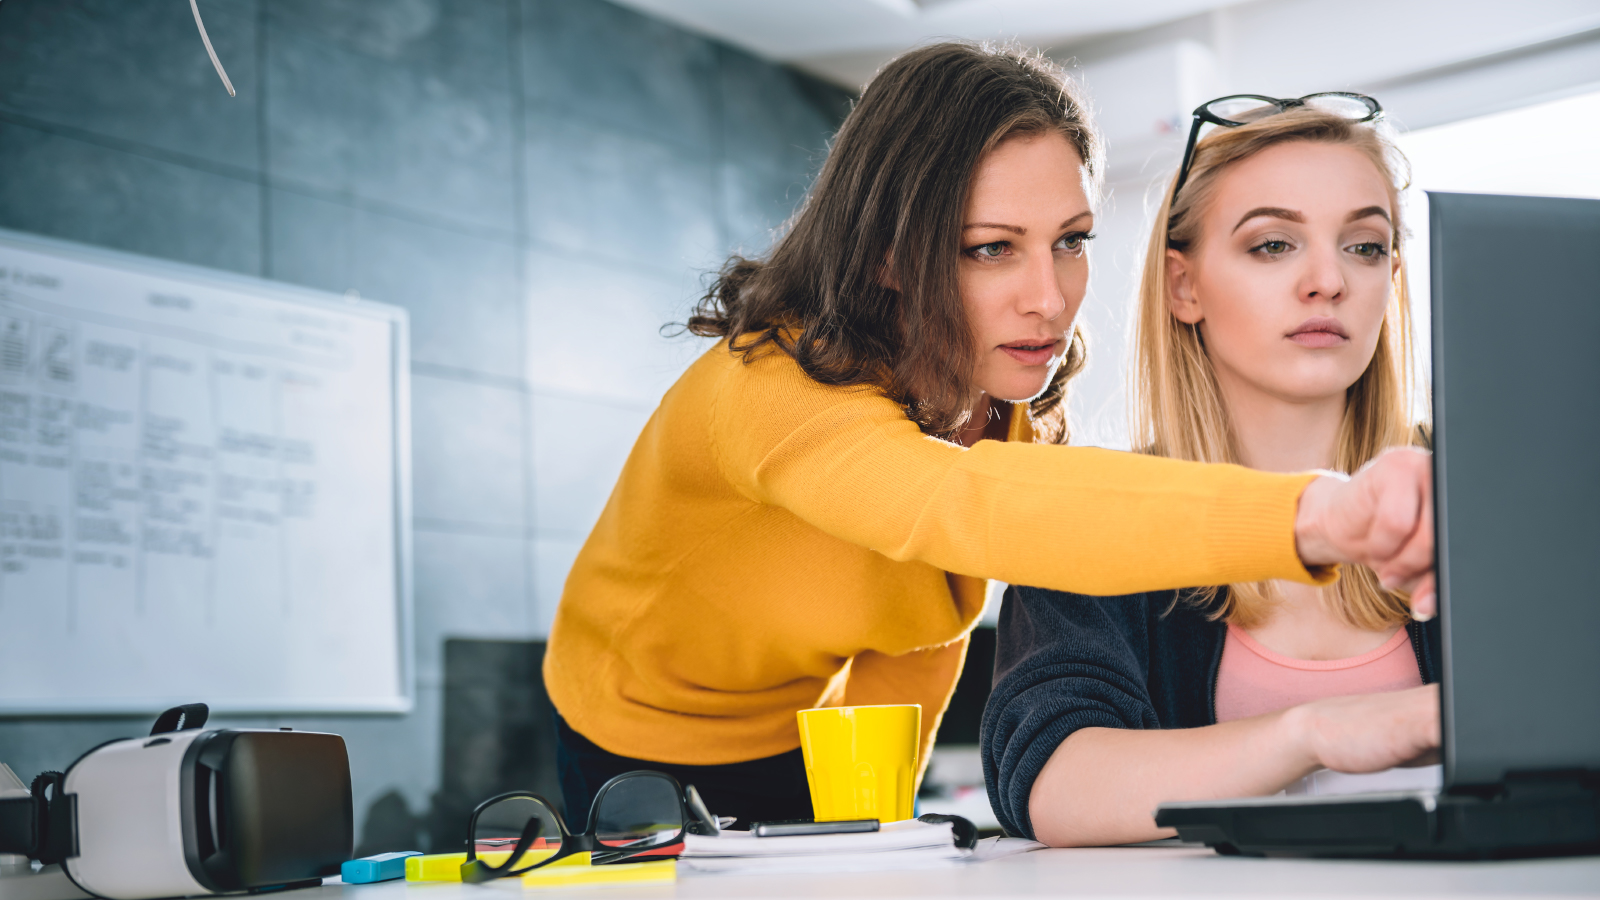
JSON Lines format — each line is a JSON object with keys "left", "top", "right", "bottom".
{"left": 687, "top": 42, "right": 1102, "bottom": 442}
{"left": 1134, "top": 107, "right": 1422, "bottom": 629}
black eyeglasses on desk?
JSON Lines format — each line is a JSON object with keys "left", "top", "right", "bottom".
{"left": 1170, "top": 92, "right": 1383, "bottom": 205}
{"left": 460, "top": 770, "right": 719, "bottom": 884}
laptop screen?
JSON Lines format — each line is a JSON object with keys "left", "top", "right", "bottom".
{"left": 1430, "top": 192, "right": 1600, "bottom": 788}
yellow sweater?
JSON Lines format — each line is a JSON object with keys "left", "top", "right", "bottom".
{"left": 544, "top": 341, "right": 1328, "bottom": 767}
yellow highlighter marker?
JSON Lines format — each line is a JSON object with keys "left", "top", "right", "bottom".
{"left": 520, "top": 853, "right": 677, "bottom": 889}
{"left": 404, "top": 849, "right": 558, "bottom": 882}
{"left": 405, "top": 849, "right": 675, "bottom": 888}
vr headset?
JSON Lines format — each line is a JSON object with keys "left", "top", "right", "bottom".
{"left": 0, "top": 704, "right": 353, "bottom": 900}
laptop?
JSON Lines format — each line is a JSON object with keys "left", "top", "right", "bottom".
{"left": 1154, "top": 192, "right": 1600, "bottom": 859}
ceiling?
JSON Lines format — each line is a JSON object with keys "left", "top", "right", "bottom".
{"left": 607, "top": 0, "right": 1239, "bottom": 88}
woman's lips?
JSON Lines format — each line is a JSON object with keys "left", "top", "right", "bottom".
{"left": 1287, "top": 316, "right": 1349, "bottom": 349}
{"left": 999, "top": 338, "right": 1061, "bottom": 366}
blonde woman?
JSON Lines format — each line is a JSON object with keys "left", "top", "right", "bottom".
{"left": 981, "top": 97, "right": 1439, "bottom": 846}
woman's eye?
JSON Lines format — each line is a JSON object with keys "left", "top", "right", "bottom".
{"left": 1054, "top": 232, "right": 1094, "bottom": 253}
{"left": 1252, "top": 239, "right": 1291, "bottom": 256}
{"left": 1348, "top": 241, "right": 1389, "bottom": 259}
{"left": 969, "top": 242, "right": 1007, "bottom": 259}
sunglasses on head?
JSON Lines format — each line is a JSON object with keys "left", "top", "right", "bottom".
{"left": 1169, "top": 92, "right": 1383, "bottom": 205}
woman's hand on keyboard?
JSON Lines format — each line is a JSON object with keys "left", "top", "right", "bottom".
{"left": 1286, "top": 683, "right": 1442, "bottom": 775}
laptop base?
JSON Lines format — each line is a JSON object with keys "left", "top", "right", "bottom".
{"left": 1155, "top": 781, "right": 1600, "bottom": 860}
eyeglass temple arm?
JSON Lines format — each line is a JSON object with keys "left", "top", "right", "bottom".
{"left": 1169, "top": 115, "right": 1207, "bottom": 206}
{"left": 462, "top": 819, "right": 545, "bottom": 883}
{"left": 684, "top": 784, "right": 718, "bottom": 835}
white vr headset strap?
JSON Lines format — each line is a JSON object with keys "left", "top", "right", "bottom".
{"left": 0, "top": 703, "right": 211, "bottom": 865}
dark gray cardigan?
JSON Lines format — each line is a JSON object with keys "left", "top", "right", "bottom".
{"left": 979, "top": 584, "right": 1441, "bottom": 840}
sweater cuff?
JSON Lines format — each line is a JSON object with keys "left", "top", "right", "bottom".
{"left": 1205, "top": 470, "right": 1338, "bottom": 587}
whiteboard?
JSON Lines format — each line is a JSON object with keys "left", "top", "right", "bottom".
{"left": 0, "top": 230, "right": 411, "bottom": 714}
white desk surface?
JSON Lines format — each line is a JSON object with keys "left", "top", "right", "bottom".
{"left": 314, "top": 846, "right": 1600, "bottom": 900}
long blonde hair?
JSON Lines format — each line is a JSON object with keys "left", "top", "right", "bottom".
{"left": 1133, "top": 107, "right": 1421, "bottom": 630}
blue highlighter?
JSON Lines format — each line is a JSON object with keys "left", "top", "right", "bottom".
{"left": 342, "top": 851, "right": 422, "bottom": 884}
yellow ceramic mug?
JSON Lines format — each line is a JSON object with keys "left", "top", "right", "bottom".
{"left": 796, "top": 704, "right": 920, "bottom": 822}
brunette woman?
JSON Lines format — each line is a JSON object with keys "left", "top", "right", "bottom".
{"left": 545, "top": 48, "right": 1435, "bottom": 825}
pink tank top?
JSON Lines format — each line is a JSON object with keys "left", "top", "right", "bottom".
{"left": 1214, "top": 623, "right": 1422, "bottom": 723}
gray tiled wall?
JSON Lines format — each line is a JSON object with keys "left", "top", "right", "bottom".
{"left": 0, "top": 0, "right": 849, "bottom": 848}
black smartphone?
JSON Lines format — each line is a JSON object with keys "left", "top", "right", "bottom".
{"left": 750, "top": 818, "right": 879, "bottom": 837}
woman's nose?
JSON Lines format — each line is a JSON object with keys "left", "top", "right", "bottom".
{"left": 1301, "top": 246, "right": 1346, "bottom": 304}
{"left": 1020, "top": 253, "right": 1067, "bottom": 320}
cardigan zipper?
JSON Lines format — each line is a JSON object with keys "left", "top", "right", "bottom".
{"left": 1406, "top": 621, "right": 1430, "bottom": 685}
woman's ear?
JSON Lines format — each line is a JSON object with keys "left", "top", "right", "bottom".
{"left": 1166, "top": 249, "right": 1204, "bottom": 324}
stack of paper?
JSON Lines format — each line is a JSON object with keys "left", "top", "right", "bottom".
{"left": 679, "top": 820, "right": 1042, "bottom": 874}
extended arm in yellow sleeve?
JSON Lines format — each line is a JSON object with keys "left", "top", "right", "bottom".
{"left": 712, "top": 353, "right": 1328, "bottom": 597}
